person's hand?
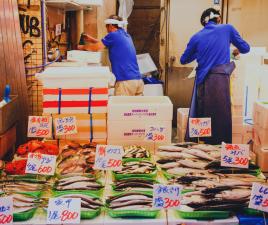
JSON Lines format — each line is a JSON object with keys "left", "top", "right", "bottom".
{"left": 84, "top": 34, "right": 98, "bottom": 43}
{"left": 232, "top": 48, "right": 240, "bottom": 57}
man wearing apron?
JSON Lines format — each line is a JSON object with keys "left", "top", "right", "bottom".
{"left": 181, "top": 8, "right": 250, "bottom": 145}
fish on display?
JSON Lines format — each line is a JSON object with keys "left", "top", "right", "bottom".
{"left": 123, "top": 146, "right": 150, "bottom": 158}
{"left": 116, "top": 160, "right": 155, "bottom": 174}
{"left": 55, "top": 176, "right": 103, "bottom": 191}
{"left": 107, "top": 192, "right": 153, "bottom": 210}
{"left": 2, "top": 179, "right": 46, "bottom": 193}
{"left": 113, "top": 178, "right": 154, "bottom": 191}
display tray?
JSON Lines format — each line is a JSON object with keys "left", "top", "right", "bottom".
{"left": 13, "top": 208, "right": 37, "bottom": 222}
{"left": 112, "top": 169, "right": 157, "bottom": 180}
{"left": 52, "top": 188, "right": 104, "bottom": 197}
{"left": 106, "top": 208, "right": 160, "bottom": 219}
{"left": 176, "top": 210, "right": 231, "bottom": 220}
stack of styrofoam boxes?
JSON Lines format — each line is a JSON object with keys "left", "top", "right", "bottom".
{"left": 36, "top": 66, "right": 113, "bottom": 144}
{"left": 253, "top": 101, "right": 268, "bottom": 172}
{"left": 67, "top": 50, "right": 102, "bottom": 66}
{"left": 177, "top": 108, "right": 189, "bottom": 142}
{"left": 107, "top": 96, "right": 173, "bottom": 151}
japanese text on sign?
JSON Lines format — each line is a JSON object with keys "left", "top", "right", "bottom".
{"left": 94, "top": 145, "right": 123, "bottom": 171}
{"left": 249, "top": 183, "right": 268, "bottom": 212}
{"left": 28, "top": 116, "right": 52, "bottom": 138}
{"left": 221, "top": 143, "right": 249, "bottom": 168}
{"left": 25, "top": 153, "right": 57, "bottom": 176}
{"left": 54, "top": 116, "right": 78, "bottom": 136}
{"left": 145, "top": 126, "right": 166, "bottom": 142}
{"left": 47, "top": 198, "right": 81, "bottom": 224}
{"left": 189, "top": 118, "right": 211, "bottom": 138}
{"left": 0, "top": 197, "right": 13, "bottom": 225}
{"left": 153, "top": 184, "right": 182, "bottom": 209}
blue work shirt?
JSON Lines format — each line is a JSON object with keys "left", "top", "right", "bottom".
{"left": 102, "top": 29, "right": 142, "bottom": 82}
{"left": 180, "top": 22, "right": 250, "bottom": 85}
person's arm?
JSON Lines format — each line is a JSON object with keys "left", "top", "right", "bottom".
{"left": 180, "top": 36, "right": 198, "bottom": 65}
{"left": 230, "top": 25, "right": 250, "bottom": 54}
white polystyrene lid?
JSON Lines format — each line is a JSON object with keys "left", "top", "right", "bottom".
{"left": 36, "top": 66, "right": 112, "bottom": 80}
{"left": 108, "top": 96, "right": 173, "bottom": 105}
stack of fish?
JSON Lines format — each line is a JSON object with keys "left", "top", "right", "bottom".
{"left": 115, "top": 160, "right": 155, "bottom": 175}
{"left": 123, "top": 146, "right": 150, "bottom": 159}
{"left": 181, "top": 186, "right": 252, "bottom": 212}
{"left": 112, "top": 178, "right": 154, "bottom": 192}
{"left": 54, "top": 175, "right": 103, "bottom": 191}
{"left": 106, "top": 192, "right": 153, "bottom": 211}
{"left": 57, "top": 142, "right": 96, "bottom": 175}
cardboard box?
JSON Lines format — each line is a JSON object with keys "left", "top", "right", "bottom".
{"left": 177, "top": 108, "right": 189, "bottom": 129}
{"left": 177, "top": 125, "right": 186, "bottom": 143}
{"left": 232, "top": 105, "right": 244, "bottom": 116}
{"left": 108, "top": 96, "right": 173, "bottom": 121}
{"left": 257, "top": 147, "right": 268, "bottom": 172}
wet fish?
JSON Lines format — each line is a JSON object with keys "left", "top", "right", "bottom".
{"left": 158, "top": 145, "right": 188, "bottom": 152}
{"left": 159, "top": 162, "right": 180, "bottom": 169}
{"left": 107, "top": 192, "right": 152, "bottom": 204}
{"left": 167, "top": 168, "right": 206, "bottom": 176}
{"left": 59, "top": 194, "right": 102, "bottom": 206}
{"left": 184, "top": 148, "right": 216, "bottom": 161}
{"left": 110, "top": 199, "right": 152, "bottom": 209}
{"left": 57, "top": 176, "right": 96, "bottom": 186}
{"left": 193, "top": 144, "right": 221, "bottom": 152}
{"left": 215, "top": 188, "right": 251, "bottom": 200}
{"left": 56, "top": 181, "right": 103, "bottom": 191}
{"left": 157, "top": 151, "right": 197, "bottom": 159}
{"left": 178, "top": 159, "right": 208, "bottom": 170}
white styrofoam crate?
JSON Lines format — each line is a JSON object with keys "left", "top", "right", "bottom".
{"left": 107, "top": 120, "right": 172, "bottom": 143}
{"left": 67, "top": 50, "right": 102, "bottom": 64}
{"left": 108, "top": 96, "right": 173, "bottom": 121}
{"left": 177, "top": 108, "right": 189, "bottom": 129}
{"left": 253, "top": 101, "right": 268, "bottom": 129}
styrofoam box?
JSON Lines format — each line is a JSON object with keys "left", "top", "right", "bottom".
{"left": 67, "top": 50, "right": 102, "bottom": 64}
{"left": 232, "top": 105, "right": 244, "bottom": 116}
{"left": 177, "top": 108, "right": 189, "bottom": 129}
{"left": 253, "top": 101, "right": 268, "bottom": 129}
{"left": 232, "top": 116, "right": 244, "bottom": 125}
{"left": 107, "top": 120, "right": 171, "bottom": 143}
{"left": 257, "top": 147, "right": 268, "bottom": 172}
{"left": 36, "top": 67, "right": 113, "bottom": 88}
{"left": 108, "top": 96, "right": 173, "bottom": 121}
{"left": 255, "top": 127, "right": 268, "bottom": 146}
{"left": 177, "top": 125, "right": 186, "bottom": 143}
{"left": 232, "top": 124, "right": 244, "bottom": 134}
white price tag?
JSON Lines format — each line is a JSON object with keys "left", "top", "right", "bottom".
{"left": 47, "top": 198, "right": 81, "bottom": 224}
{"left": 249, "top": 183, "right": 268, "bottom": 212}
{"left": 94, "top": 145, "right": 123, "bottom": 171}
{"left": 54, "top": 116, "right": 78, "bottom": 136}
{"left": 145, "top": 126, "right": 166, "bottom": 142}
{"left": 25, "top": 153, "right": 57, "bottom": 176}
{"left": 0, "top": 197, "right": 13, "bottom": 225}
{"left": 189, "top": 118, "right": 211, "bottom": 138}
{"left": 221, "top": 143, "right": 249, "bottom": 168}
{"left": 55, "top": 24, "right": 61, "bottom": 36}
{"left": 27, "top": 116, "right": 52, "bottom": 138}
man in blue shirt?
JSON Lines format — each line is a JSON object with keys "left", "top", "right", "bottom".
{"left": 181, "top": 8, "right": 250, "bottom": 144}
{"left": 78, "top": 15, "right": 144, "bottom": 96}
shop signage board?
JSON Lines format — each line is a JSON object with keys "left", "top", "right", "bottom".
{"left": 27, "top": 116, "right": 52, "bottom": 138}
{"left": 54, "top": 116, "right": 78, "bottom": 136}
{"left": 47, "top": 198, "right": 81, "bottom": 224}
{"left": 145, "top": 125, "right": 166, "bottom": 142}
{"left": 153, "top": 184, "right": 182, "bottom": 209}
{"left": 94, "top": 145, "right": 123, "bottom": 171}
{"left": 249, "top": 183, "right": 268, "bottom": 212}
{"left": 221, "top": 143, "right": 249, "bottom": 168}
{"left": 0, "top": 197, "right": 13, "bottom": 225}
{"left": 25, "top": 153, "right": 57, "bottom": 176}
{"left": 189, "top": 118, "right": 211, "bottom": 137}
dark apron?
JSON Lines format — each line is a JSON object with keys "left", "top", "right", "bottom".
{"left": 185, "top": 61, "right": 236, "bottom": 145}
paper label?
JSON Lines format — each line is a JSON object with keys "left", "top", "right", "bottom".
{"left": 25, "top": 153, "right": 57, "bottom": 176}
{"left": 28, "top": 116, "right": 52, "bottom": 138}
{"left": 54, "top": 116, "right": 78, "bottom": 136}
{"left": 221, "top": 143, "right": 249, "bottom": 168}
{"left": 153, "top": 184, "right": 182, "bottom": 209}
{"left": 249, "top": 183, "right": 268, "bottom": 212}
{"left": 47, "top": 198, "right": 81, "bottom": 224}
{"left": 55, "top": 24, "right": 61, "bottom": 36}
{"left": 145, "top": 126, "right": 166, "bottom": 142}
{"left": 0, "top": 197, "right": 13, "bottom": 225}
{"left": 94, "top": 145, "right": 123, "bottom": 171}
{"left": 189, "top": 118, "right": 211, "bottom": 137}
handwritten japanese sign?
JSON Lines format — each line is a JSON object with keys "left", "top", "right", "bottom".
{"left": 0, "top": 197, "right": 13, "bottom": 225}
{"left": 94, "top": 145, "right": 123, "bottom": 171}
{"left": 221, "top": 143, "right": 249, "bottom": 168}
{"left": 25, "top": 153, "right": 57, "bottom": 176}
{"left": 153, "top": 184, "right": 182, "bottom": 209}
{"left": 47, "top": 198, "right": 81, "bottom": 224}
{"left": 54, "top": 116, "right": 78, "bottom": 136}
{"left": 145, "top": 126, "right": 166, "bottom": 142}
{"left": 189, "top": 118, "right": 211, "bottom": 138}
{"left": 28, "top": 116, "right": 52, "bottom": 138}
{"left": 249, "top": 183, "right": 268, "bottom": 212}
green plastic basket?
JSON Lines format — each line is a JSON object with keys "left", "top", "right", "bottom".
{"left": 107, "top": 208, "right": 159, "bottom": 218}
{"left": 243, "top": 208, "right": 263, "bottom": 216}
{"left": 177, "top": 210, "right": 231, "bottom": 220}
{"left": 13, "top": 208, "right": 37, "bottom": 222}
{"left": 112, "top": 169, "right": 157, "bottom": 181}
{"left": 81, "top": 208, "right": 101, "bottom": 220}
{"left": 52, "top": 188, "right": 104, "bottom": 198}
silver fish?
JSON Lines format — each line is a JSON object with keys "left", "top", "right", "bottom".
{"left": 184, "top": 148, "right": 216, "bottom": 161}
{"left": 178, "top": 159, "right": 208, "bottom": 170}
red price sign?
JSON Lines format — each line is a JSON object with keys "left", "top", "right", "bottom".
{"left": 189, "top": 118, "right": 211, "bottom": 138}
{"left": 94, "top": 145, "right": 123, "bottom": 171}
{"left": 0, "top": 197, "right": 13, "bottom": 225}
{"left": 54, "top": 116, "right": 77, "bottom": 136}
{"left": 28, "top": 116, "right": 52, "bottom": 138}
{"left": 221, "top": 143, "right": 249, "bottom": 168}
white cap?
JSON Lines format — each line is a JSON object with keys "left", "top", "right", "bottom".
{"left": 104, "top": 19, "right": 128, "bottom": 28}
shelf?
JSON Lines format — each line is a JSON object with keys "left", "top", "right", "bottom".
{"left": 46, "top": 0, "right": 103, "bottom": 11}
